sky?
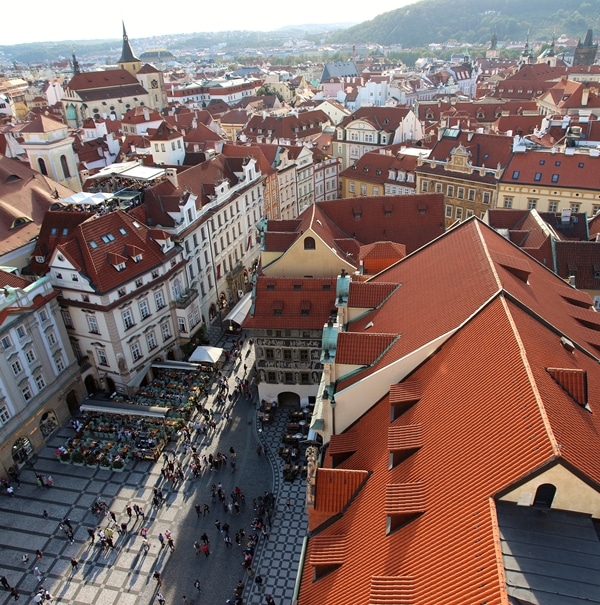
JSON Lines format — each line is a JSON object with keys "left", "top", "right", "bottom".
{"left": 4, "top": 0, "right": 417, "bottom": 46}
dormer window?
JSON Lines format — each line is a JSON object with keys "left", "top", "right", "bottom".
{"left": 133, "top": 254, "right": 143, "bottom": 262}
{"left": 115, "top": 262, "right": 126, "bottom": 272}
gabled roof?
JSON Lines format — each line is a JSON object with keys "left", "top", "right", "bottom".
{"left": 55, "top": 210, "right": 176, "bottom": 294}
{"left": 300, "top": 217, "right": 600, "bottom": 605}
{"left": 554, "top": 240, "right": 600, "bottom": 288}
{"left": 337, "top": 106, "right": 411, "bottom": 131}
{"left": 66, "top": 69, "right": 141, "bottom": 91}
{"left": 0, "top": 154, "right": 76, "bottom": 258}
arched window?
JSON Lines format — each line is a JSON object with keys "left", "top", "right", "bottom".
{"left": 533, "top": 483, "right": 556, "bottom": 508}
{"left": 37, "top": 158, "right": 48, "bottom": 176}
{"left": 304, "top": 237, "right": 316, "bottom": 250}
{"left": 60, "top": 155, "right": 70, "bottom": 179}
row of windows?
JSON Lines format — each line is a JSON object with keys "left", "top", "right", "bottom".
{"left": 423, "top": 181, "right": 491, "bottom": 203}
{"left": 263, "top": 371, "right": 315, "bottom": 385}
{"left": 504, "top": 198, "right": 589, "bottom": 213}
{"left": 96, "top": 323, "right": 171, "bottom": 367}
{"left": 445, "top": 205, "right": 484, "bottom": 220}
{"left": 264, "top": 348, "right": 311, "bottom": 362}
{"left": 154, "top": 139, "right": 183, "bottom": 153}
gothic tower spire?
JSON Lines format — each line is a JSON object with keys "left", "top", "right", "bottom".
{"left": 71, "top": 49, "right": 81, "bottom": 76}
{"left": 118, "top": 21, "right": 141, "bottom": 75}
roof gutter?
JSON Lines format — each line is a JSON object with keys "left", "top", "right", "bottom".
{"left": 291, "top": 534, "right": 309, "bottom": 605}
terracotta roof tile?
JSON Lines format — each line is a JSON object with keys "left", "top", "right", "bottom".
{"left": 335, "top": 332, "right": 397, "bottom": 365}
{"left": 314, "top": 469, "right": 368, "bottom": 515}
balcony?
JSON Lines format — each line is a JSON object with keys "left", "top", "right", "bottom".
{"left": 174, "top": 288, "right": 199, "bottom": 309}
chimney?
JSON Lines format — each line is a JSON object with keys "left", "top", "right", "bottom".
{"left": 582, "top": 87, "right": 590, "bottom": 107}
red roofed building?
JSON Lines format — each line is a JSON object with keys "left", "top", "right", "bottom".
{"left": 416, "top": 129, "right": 514, "bottom": 227}
{"left": 334, "top": 106, "right": 423, "bottom": 170}
{"left": 299, "top": 217, "right": 600, "bottom": 604}
{"left": 39, "top": 209, "right": 199, "bottom": 396}
{"left": 240, "top": 109, "right": 331, "bottom": 146}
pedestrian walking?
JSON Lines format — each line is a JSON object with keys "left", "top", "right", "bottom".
{"left": 110, "top": 511, "right": 117, "bottom": 523}
{"left": 167, "top": 538, "right": 175, "bottom": 552}
{"left": 156, "top": 593, "right": 165, "bottom": 604}
{"left": 203, "top": 503, "right": 210, "bottom": 516}
{"left": 36, "top": 550, "right": 43, "bottom": 560}
{"left": 153, "top": 571, "right": 162, "bottom": 586}
{"left": 285, "top": 498, "right": 291, "bottom": 509}
{"left": 42, "top": 510, "right": 48, "bottom": 520}
{"left": 215, "top": 519, "right": 221, "bottom": 532}
{"left": 62, "top": 517, "right": 73, "bottom": 531}
{"left": 194, "top": 504, "right": 201, "bottom": 518}
{"left": 201, "top": 543, "right": 210, "bottom": 557}
{"left": 1, "top": 576, "right": 11, "bottom": 589}
{"left": 10, "top": 587, "right": 19, "bottom": 601}
{"left": 181, "top": 596, "right": 187, "bottom": 605}
{"left": 158, "top": 533, "right": 165, "bottom": 549}
{"left": 224, "top": 535, "right": 232, "bottom": 547}
{"left": 70, "top": 558, "right": 79, "bottom": 571}
{"left": 21, "top": 555, "right": 29, "bottom": 564}
{"left": 126, "top": 505, "right": 132, "bottom": 520}
{"left": 265, "top": 596, "right": 276, "bottom": 605}
{"left": 193, "top": 580, "right": 201, "bottom": 593}
{"left": 142, "top": 538, "right": 150, "bottom": 553}
{"left": 201, "top": 532, "right": 209, "bottom": 544}
{"left": 194, "top": 541, "right": 201, "bottom": 555}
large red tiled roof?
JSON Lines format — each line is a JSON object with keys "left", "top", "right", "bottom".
{"left": 502, "top": 150, "right": 600, "bottom": 190}
{"left": 300, "top": 281, "right": 600, "bottom": 604}
{"left": 338, "top": 218, "right": 600, "bottom": 391}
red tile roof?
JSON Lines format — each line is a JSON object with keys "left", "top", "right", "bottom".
{"left": 0, "top": 155, "right": 76, "bottom": 258}
{"left": 300, "top": 237, "right": 600, "bottom": 604}
{"left": 243, "top": 276, "right": 337, "bottom": 330}
{"left": 56, "top": 210, "right": 178, "bottom": 294}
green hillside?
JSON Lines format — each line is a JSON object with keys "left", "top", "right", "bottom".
{"left": 329, "top": 0, "right": 600, "bottom": 47}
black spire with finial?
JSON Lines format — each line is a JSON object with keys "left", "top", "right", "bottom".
{"left": 72, "top": 50, "right": 81, "bottom": 75}
{"left": 119, "top": 21, "right": 140, "bottom": 64}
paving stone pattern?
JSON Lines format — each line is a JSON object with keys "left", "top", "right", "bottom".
{"left": 0, "top": 333, "right": 307, "bottom": 605}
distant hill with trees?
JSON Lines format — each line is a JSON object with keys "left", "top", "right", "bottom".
{"left": 329, "top": 0, "right": 600, "bottom": 47}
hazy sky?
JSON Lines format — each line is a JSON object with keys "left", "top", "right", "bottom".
{"left": 3, "top": 0, "right": 417, "bottom": 46}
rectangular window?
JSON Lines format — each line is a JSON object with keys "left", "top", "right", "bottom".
{"left": 21, "top": 384, "right": 32, "bottom": 401}
{"left": 97, "top": 348, "right": 108, "bottom": 366}
{"left": 35, "top": 374, "right": 46, "bottom": 390}
{"left": 571, "top": 203, "right": 580, "bottom": 212}
{"left": 435, "top": 183, "right": 443, "bottom": 193}
{"left": 445, "top": 205, "right": 453, "bottom": 218}
{"left": 283, "top": 349, "right": 292, "bottom": 361}
{"left": 503, "top": 197, "right": 513, "bottom": 209}
{"left": 300, "top": 350, "right": 309, "bottom": 362}
{"left": 456, "top": 207, "right": 463, "bottom": 220}
{"left": 1, "top": 335, "right": 12, "bottom": 349}
{"left": 39, "top": 309, "right": 48, "bottom": 323}
{"left": 47, "top": 332, "right": 57, "bottom": 346}
{"left": 265, "top": 349, "right": 274, "bottom": 361}
{"left": 131, "top": 342, "right": 142, "bottom": 362}
{"left": 0, "top": 405, "right": 10, "bottom": 425}
{"left": 457, "top": 187, "right": 465, "bottom": 199}
{"left": 421, "top": 181, "right": 428, "bottom": 192}
{"left": 147, "top": 331, "right": 157, "bottom": 350}
{"left": 139, "top": 299, "right": 150, "bottom": 319}
{"left": 122, "top": 309, "right": 134, "bottom": 330}
{"left": 55, "top": 356, "right": 65, "bottom": 373}
{"left": 483, "top": 191, "right": 491, "bottom": 205}
{"left": 12, "top": 359, "right": 23, "bottom": 376}
{"left": 161, "top": 322, "right": 171, "bottom": 341}
{"left": 16, "top": 325, "right": 26, "bottom": 339}
{"left": 468, "top": 189, "right": 475, "bottom": 201}
{"left": 135, "top": 278, "right": 143, "bottom": 288}
{"left": 178, "top": 318, "right": 187, "bottom": 333}
{"left": 87, "top": 315, "right": 99, "bottom": 334}
{"left": 527, "top": 199, "right": 537, "bottom": 210}
{"left": 548, "top": 201, "right": 558, "bottom": 212}
{"left": 360, "top": 184, "right": 367, "bottom": 196}
{"left": 447, "top": 185, "right": 454, "bottom": 197}
{"left": 551, "top": 174, "right": 559, "bottom": 183}
{"left": 267, "top": 371, "right": 276, "bottom": 383}
{"left": 155, "top": 290, "right": 165, "bottom": 310}
{"left": 25, "top": 349, "right": 36, "bottom": 364}
{"left": 534, "top": 172, "right": 542, "bottom": 181}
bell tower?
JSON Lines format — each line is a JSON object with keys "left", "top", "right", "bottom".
{"left": 118, "top": 22, "right": 142, "bottom": 76}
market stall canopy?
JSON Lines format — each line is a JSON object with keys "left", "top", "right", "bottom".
{"left": 151, "top": 360, "right": 202, "bottom": 371}
{"left": 223, "top": 292, "right": 252, "bottom": 333}
{"left": 60, "top": 191, "right": 115, "bottom": 206}
{"left": 188, "top": 346, "right": 224, "bottom": 364}
{"left": 80, "top": 399, "right": 168, "bottom": 418}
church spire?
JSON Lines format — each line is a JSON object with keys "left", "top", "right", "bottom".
{"left": 118, "top": 21, "right": 142, "bottom": 75}
{"left": 72, "top": 49, "right": 81, "bottom": 75}
{"left": 119, "top": 21, "right": 140, "bottom": 64}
